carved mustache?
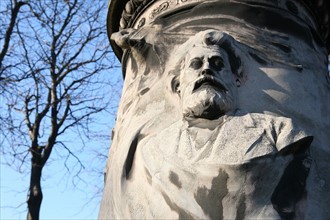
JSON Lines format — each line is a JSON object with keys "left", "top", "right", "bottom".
{"left": 193, "top": 75, "right": 228, "bottom": 93}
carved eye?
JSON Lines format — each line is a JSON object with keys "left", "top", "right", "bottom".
{"left": 210, "top": 56, "right": 224, "bottom": 70}
{"left": 189, "top": 58, "right": 203, "bottom": 70}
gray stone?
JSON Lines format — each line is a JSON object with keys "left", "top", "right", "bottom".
{"left": 99, "top": 0, "right": 330, "bottom": 219}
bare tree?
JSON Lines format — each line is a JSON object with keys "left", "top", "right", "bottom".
{"left": 0, "top": 0, "right": 120, "bottom": 219}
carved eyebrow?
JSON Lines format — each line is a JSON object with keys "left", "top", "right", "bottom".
{"left": 190, "top": 56, "right": 204, "bottom": 61}
{"left": 209, "top": 55, "right": 223, "bottom": 61}
{"left": 190, "top": 57, "right": 202, "bottom": 62}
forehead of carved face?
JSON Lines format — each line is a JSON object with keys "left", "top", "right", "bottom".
{"left": 179, "top": 46, "right": 238, "bottom": 119}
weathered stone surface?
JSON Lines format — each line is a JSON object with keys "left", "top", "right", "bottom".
{"left": 99, "top": 0, "right": 330, "bottom": 219}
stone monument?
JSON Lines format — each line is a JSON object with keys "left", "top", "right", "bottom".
{"left": 99, "top": 0, "right": 330, "bottom": 219}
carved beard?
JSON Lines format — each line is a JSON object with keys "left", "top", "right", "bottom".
{"left": 182, "top": 87, "right": 234, "bottom": 120}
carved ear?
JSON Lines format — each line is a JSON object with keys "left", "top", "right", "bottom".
{"left": 171, "top": 75, "right": 180, "bottom": 94}
{"left": 236, "top": 78, "right": 241, "bottom": 87}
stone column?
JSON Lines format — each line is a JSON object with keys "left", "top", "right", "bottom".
{"left": 99, "top": 1, "right": 330, "bottom": 219}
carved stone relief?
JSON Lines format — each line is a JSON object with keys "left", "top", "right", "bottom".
{"left": 100, "top": 0, "right": 330, "bottom": 219}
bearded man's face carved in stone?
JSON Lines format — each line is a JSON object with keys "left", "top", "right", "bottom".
{"left": 180, "top": 46, "right": 237, "bottom": 119}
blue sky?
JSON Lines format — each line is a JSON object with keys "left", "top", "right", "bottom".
{"left": 1, "top": 68, "right": 123, "bottom": 219}
{"left": 1, "top": 159, "right": 100, "bottom": 219}
{"left": 0, "top": 1, "right": 124, "bottom": 218}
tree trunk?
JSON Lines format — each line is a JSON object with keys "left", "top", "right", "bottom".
{"left": 27, "top": 162, "right": 43, "bottom": 220}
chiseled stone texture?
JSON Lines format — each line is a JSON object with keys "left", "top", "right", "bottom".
{"left": 99, "top": 1, "right": 330, "bottom": 219}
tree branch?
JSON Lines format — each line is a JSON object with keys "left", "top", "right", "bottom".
{"left": 0, "top": 1, "right": 27, "bottom": 72}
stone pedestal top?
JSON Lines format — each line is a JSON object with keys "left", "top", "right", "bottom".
{"left": 107, "top": 0, "right": 329, "bottom": 59}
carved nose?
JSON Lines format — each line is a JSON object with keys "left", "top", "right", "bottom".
{"left": 201, "top": 69, "right": 213, "bottom": 76}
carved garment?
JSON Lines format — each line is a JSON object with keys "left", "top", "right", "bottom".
{"left": 115, "top": 112, "right": 312, "bottom": 219}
